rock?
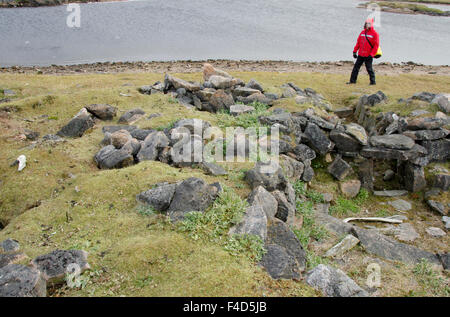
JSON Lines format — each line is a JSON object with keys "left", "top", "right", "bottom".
{"left": 170, "top": 135, "right": 204, "bottom": 167}
{"left": 328, "top": 156, "right": 352, "bottom": 181}
{"left": 373, "top": 190, "right": 407, "bottom": 197}
{"left": 388, "top": 199, "right": 412, "bottom": 211}
{"left": 403, "top": 129, "right": 448, "bottom": 141}
{"left": 117, "top": 108, "right": 145, "bottom": 125}
{"left": 422, "top": 139, "right": 450, "bottom": 162}
{"left": 431, "top": 94, "right": 450, "bottom": 113}
{"left": 383, "top": 169, "right": 395, "bottom": 181}
{"left": 304, "top": 122, "right": 334, "bottom": 155}
{"left": 425, "top": 188, "right": 441, "bottom": 199}
{"left": 271, "top": 190, "right": 295, "bottom": 225}
{"left": 233, "top": 87, "right": 261, "bottom": 98}
{"left": 360, "top": 144, "right": 428, "bottom": 162}
{"left": 443, "top": 216, "right": 450, "bottom": 229}
{"left": 31, "top": 249, "right": 90, "bottom": 283}
{"left": 85, "top": 104, "right": 117, "bottom": 120}
{"left": 167, "top": 178, "right": 220, "bottom": 222}
{"left": 434, "top": 174, "right": 450, "bottom": 191}
{"left": 236, "top": 92, "right": 273, "bottom": 106}
{"left": 302, "top": 160, "right": 315, "bottom": 182}
{"left": 0, "top": 264, "right": 47, "bottom": 297}
{"left": 325, "top": 235, "right": 360, "bottom": 258}
{"left": 24, "top": 129, "right": 39, "bottom": 141}
{"left": 3, "top": 89, "right": 16, "bottom": 96}
{"left": 203, "top": 63, "right": 232, "bottom": 81}
{"left": 229, "top": 205, "right": 267, "bottom": 241}
{"left": 369, "top": 134, "right": 415, "bottom": 150}
{"left": 280, "top": 155, "right": 304, "bottom": 181}
{"left": 412, "top": 91, "right": 436, "bottom": 103}
{"left": 229, "top": 104, "right": 255, "bottom": 116}
{"left": 427, "top": 200, "right": 446, "bottom": 215}
{"left": 393, "top": 223, "right": 419, "bottom": 242}
{"left": 164, "top": 74, "right": 201, "bottom": 92}
{"left": 293, "top": 144, "right": 316, "bottom": 162}
{"left": 345, "top": 123, "right": 368, "bottom": 145}
{"left": 305, "top": 264, "right": 368, "bottom": 297}
{"left": 0, "top": 253, "right": 27, "bottom": 268}
{"left": 110, "top": 129, "right": 132, "bottom": 149}
{"left": 364, "top": 91, "right": 387, "bottom": 107}
{"left": 102, "top": 125, "right": 137, "bottom": 134}
{"left": 339, "top": 180, "right": 361, "bottom": 198}
{"left": 172, "top": 118, "right": 211, "bottom": 136}
{"left": 266, "top": 218, "right": 306, "bottom": 272}
{"left": 1, "top": 238, "right": 20, "bottom": 253}
{"left": 426, "top": 227, "right": 446, "bottom": 238}
{"left": 201, "top": 162, "right": 227, "bottom": 176}
{"left": 315, "top": 204, "right": 354, "bottom": 235}
{"left": 260, "top": 244, "right": 300, "bottom": 280}
{"left": 410, "top": 110, "right": 430, "bottom": 117}
{"left": 208, "top": 90, "right": 234, "bottom": 112}
{"left": 208, "top": 75, "right": 240, "bottom": 90}
{"left": 57, "top": 108, "right": 95, "bottom": 138}
{"left": 281, "top": 87, "right": 297, "bottom": 98}
{"left": 259, "top": 112, "right": 293, "bottom": 133}
{"left": 438, "top": 253, "right": 449, "bottom": 270}
{"left": 136, "top": 182, "right": 178, "bottom": 212}
{"left": 94, "top": 145, "right": 134, "bottom": 169}
{"left": 245, "top": 161, "right": 288, "bottom": 192}
{"left": 247, "top": 186, "right": 278, "bottom": 219}
{"left": 136, "top": 131, "right": 170, "bottom": 162}
{"left": 407, "top": 117, "right": 445, "bottom": 130}
{"left": 245, "top": 79, "right": 264, "bottom": 92}
{"left": 42, "top": 134, "right": 65, "bottom": 145}
{"left": 304, "top": 114, "right": 335, "bottom": 130}
{"left": 402, "top": 163, "right": 426, "bottom": 192}
{"left": 130, "top": 128, "right": 155, "bottom": 141}
{"left": 352, "top": 227, "right": 440, "bottom": 265}
{"left": 329, "top": 130, "right": 361, "bottom": 154}
{"left": 358, "top": 159, "right": 374, "bottom": 191}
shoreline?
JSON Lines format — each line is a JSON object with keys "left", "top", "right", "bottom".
{"left": 1, "top": 60, "right": 449, "bottom": 76}
{"left": 0, "top": 0, "right": 125, "bottom": 9}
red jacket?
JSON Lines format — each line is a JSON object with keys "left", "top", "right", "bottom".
{"left": 353, "top": 27, "right": 379, "bottom": 57}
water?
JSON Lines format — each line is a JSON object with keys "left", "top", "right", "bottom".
{"left": 0, "top": 0, "right": 449, "bottom": 66}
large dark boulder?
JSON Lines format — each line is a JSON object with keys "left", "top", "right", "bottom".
{"left": 136, "top": 182, "right": 178, "bottom": 212}
{"left": 86, "top": 104, "right": 117, "bottom": 120}
{"left": 228, "top": 205, "right": 268, "bottom": 241}
{"left": 57, "top": 108, "right": 95, "bottom": 138}
{"left": 293, "top": 144, "right": 316, "bottom": 162}
{"left": 94, "top": 145, "right": 134, "bottom": 169}
{"left": 304, "top": 122, "right": 334, "bottom": 155}
{"left": 328, "top": 156, "right": 352, "bottom": 181}
{"left": 167, "top": 178, "right": 221, "bottom": 222}
{"left": 247, "top": 186, "right": 278, "bottom": 219}
{"left": 271, "top": 190, "right": 295, "bottom": 225}
{"left": 117, "top": 109, "right": 145, "bottom": 125}
{"left": 266, "top": 218, "right": 307, "bottom": 272}
{"left": 0, "top": 264, "right": 47, "bottom": 297}
{"left": 421, "top": 139, "right": 450, "bottom": 162}
{"left": 208, "top": 90, "right": 234, "bottom": 112}
{"left": 136, "top": 131, "right": 170, "bottom": 162}
{"left": 369, "top": 134, "right": 415, "bottom": 150}
{"left": 351, "top": 227, "right": 440, "bottom": 265}
{"left": 260, "top": 244, "right": 300, "bottom": 280}
{"left": 245, "top": 162, "right": 288, "bottom": 192}
{"left": 330, "top": 130, "right": 362, "bottom": 154}
{"left": 305, "top": 264, "right": 368, "bottom": 297}
{"left": 31, "top": 250, "right": 90, "bottom": 283}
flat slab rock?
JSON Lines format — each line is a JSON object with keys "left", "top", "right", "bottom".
{"left": 31, "top": 250, "right": 90, "bottom": 283}
{"left": 305, "top": 264, "right": 368, "bottom": 297}
{"left": 0, "top": 252, "right": 27, "bottom": 269}
{"left": 388, "top": 199, "right": 412, "bottom": 211}
{"left": 1, "top": 238, "right": 20, "bottom": 253}
{"left": 369, "top": 134, "right": 415, "bottom": 150}
{"left": 325, "top": 234, "right": 360, "bottom": 258}
{"left": 373, "top": 190, "right": 408, "bottom": 197}
{"left": 260, "top": 244, "right": 300, "bottom": 280}
{"left": 351, "top": 227, "right": 440, "bottom": 265}
{"left": 0, "top": 264, "right": 47, "bottom": 297}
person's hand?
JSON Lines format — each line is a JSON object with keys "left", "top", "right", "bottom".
{"left": 353, "top": 52, "right": 357, "bottom": 59}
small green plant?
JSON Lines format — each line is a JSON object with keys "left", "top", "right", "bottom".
{"left": 306, "top": 189, "right": 324, "bottom": 203}
{"left": 329, "top": 197, "right": 359, "bottom": 216}
{"left": 217, "top": 102, "right": 271, "bottom": 129}
{"left": 156, "top": 119, "right": 177, "bottom": 131}
{"left": 293, "top": 200, "right": 328, "bottom": 248}
{"left": 293, "top": 180, "right": 306, "bottom": 196}
{"left": 136, "top": 205, "right": 157, "bottom": 217}
{"left": 354, "top": 188, "right": 369, "bottom": 205}
{"left": 134, "top": 275, "right": 154, "bottom": 288}
{"left": 305, "top": 250, "right": 328, "bottom": 270}
{"left": 178, "top": 186, "right": 264, "bottom": 261}
{"left": 375, "top": 209, "right": 390, "bottom": 217}
{"left": 413, "top": 259, "right": 450, "bottom": 296}
{"left": 224, "top": 234, "right": 266, "bottom": 262}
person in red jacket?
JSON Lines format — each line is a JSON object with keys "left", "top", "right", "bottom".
{"left": 347, "top": 18, "right": 379, "bottom": 85}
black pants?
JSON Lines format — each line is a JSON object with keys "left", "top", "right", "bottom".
{"left": 350, "top": 56, "right": 375, "bottom": 84}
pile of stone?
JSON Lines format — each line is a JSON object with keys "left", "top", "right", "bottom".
{"left": 0, "top": 238, "right": 89, "bottom": 297}
{"left": 136, "top": 177, "right": 221, "bottom": 222}
{"left": 138, "top": 63, "right": 331, "bottom": 113}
